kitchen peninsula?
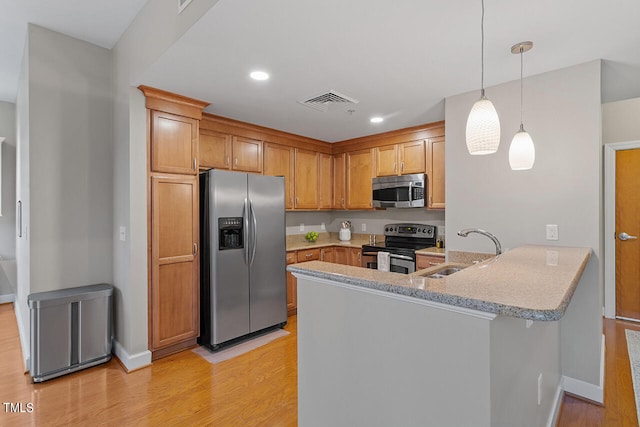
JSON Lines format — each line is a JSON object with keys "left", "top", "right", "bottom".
{"left": 289, "top": 245, "right": 591, "bottom": 427}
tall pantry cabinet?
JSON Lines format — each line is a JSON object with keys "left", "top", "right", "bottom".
{"left": 139, "top": 86, "right": 209, "bottom": 360}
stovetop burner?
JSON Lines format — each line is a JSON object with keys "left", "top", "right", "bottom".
{"left": 362, "top": 223, "right": 437, "bottom": 254}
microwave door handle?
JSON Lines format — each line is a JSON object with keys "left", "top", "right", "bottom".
{"left": 389, "top": 253, "right": 413, "bottom": 261}
{"left": 408, "top": 182, "right": 413, "bottom": 202}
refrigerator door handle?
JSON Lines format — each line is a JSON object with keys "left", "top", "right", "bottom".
{"left": 249, "top": 200, "right": 257, "bottom": 266}
{"left": 243, "top": 198, "right": 249, "bottom": 265}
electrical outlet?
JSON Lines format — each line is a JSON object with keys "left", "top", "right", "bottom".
{"left": 361, "top": 223, "right": 366, "bottom": 232}
{"left": 526, "top": 320, "right": 533, "bottom": 328}
{"left": 119, "top": 226, "right": 126, "bottom": 242}
{"left": 300, "top": 224, "right": 305, "bottom": 232}
{"left": 537, "top": 373, "right": 543, "bottom": 405}
{"left": 546, "top": 250, "right": 559, "bottom": 266}
{"left": 546, "top": 224, "right": 559, "bottom": 241}
{"left": 321, "top": 222, "right": 326, "bottom": 231}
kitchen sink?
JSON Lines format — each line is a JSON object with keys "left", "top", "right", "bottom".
{"left": 414, "top": 265, "right": 467, "bottom": 279}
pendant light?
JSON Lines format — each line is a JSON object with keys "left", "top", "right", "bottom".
{"left": 466, "top": 0, "right": 500, "bottom": 155}
{"left": 508, "top": 41, "right": 535, "bottom": 170}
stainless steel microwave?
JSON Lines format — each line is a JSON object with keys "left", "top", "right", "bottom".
{"left": 372, "top": 174, "right": 426, "bottom": 208}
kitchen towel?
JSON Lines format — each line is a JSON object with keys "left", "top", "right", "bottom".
{"left": 377, "top": 251, "right": 390, "bottom": 272}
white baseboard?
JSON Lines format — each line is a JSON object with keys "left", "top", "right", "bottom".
{"left": 0, "top": 293, "right": 15, "bottom": 304}
{"left": 13, "top": 300, "right": 30, "bottom": 372}
{"left": 561, "top": 334, "right": 606, "bottom": 404}
{"left": 112, "top": 339, "right": 152, "bottom": 372}
{"left": 547, "top": 382, "right": 564, "bottom": 427}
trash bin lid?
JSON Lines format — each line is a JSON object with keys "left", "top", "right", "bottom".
{"left": 28, "top": 283, "right": 113, "bottom": 308}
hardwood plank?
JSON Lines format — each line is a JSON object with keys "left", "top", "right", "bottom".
{"left": 0, "top": 303, "right": 297, "bottom": 426}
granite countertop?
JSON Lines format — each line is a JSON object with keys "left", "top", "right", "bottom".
{"left": 288, "top": 245, "right": 591, "bottom": 321}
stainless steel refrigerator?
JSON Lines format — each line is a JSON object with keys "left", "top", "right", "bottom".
{"left": 199, "top": 169, "right": 287, "bottom": 350}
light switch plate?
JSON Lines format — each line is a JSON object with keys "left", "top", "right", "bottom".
{"left": 300, "top": 224, "right": 305, "bottom": 232}
{"left": 119, "top": 226, "right": 126, "bottom": 242}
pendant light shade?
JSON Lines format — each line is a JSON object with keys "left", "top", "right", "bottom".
{"left": 509, "top": 125, "right": 535, "bottom": 170}
{"left": 466, "top": 0, "right": 500, "bottom": 155}
{"left": 509, "top": 41, "right": 535, "bottom": 170}
{"left": 466, "top": 94, "right": 501, "bottom": 155}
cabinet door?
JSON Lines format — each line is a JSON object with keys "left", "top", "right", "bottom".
{"left": 150, "top": 175, "right": 199, "bottom": 350}
{"left": 151, "top": 111, "right": 198, "bottom": 174}
{"left": 264, "top": 143, "right": 295, "bottom": 209}
{"left": 334, "top": 247, "right": 349, "bottom": 265}
{"left": 399, "top": 140, "right": 426, "bottom": 175}
{"left": 232, "top": 136, "right": 263, "bottom": 173}
{"left": 200, "top": 130, "right": 231, "bottom": 169}
{"left": 346, "top": 149, "right": 374, "bottom": 209}
{"left": 375, "top": 145, "right": 399, "bottom": 177}
{"left": 416, "top": 254, "right": 445, "bottom": 270}
{"left": 286, "top": 251, "right": 297, "bottom": 316}
{"left": 349, "top": 248, "right": 362, "bottom": 267}
{"left": 320, "top": 246, "right": 335, "bottom": 263}
{"left": 427, "top": 137, "right": 445, "bottom": 209}
{"left": 294, "top": 148, "right": 319, "bottom": 209}
{"left": 319, "top": 153, "right": 333, "bottom": 209}
{"left": 333, "top": 154, "right": 346, "bottom": 209}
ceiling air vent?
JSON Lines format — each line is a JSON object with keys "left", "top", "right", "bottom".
{"left": 299, "top": 90, "right": 360, "bottom": 112}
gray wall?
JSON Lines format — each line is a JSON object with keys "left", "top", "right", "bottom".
{"left": 603, "top": 97, "right": 640, "bottom": 143}
{"left": 111, "top": 0, "right": 220, "bottom": 360}
{"left": 0, "top": 102, "right": 16, "bottom": 260}
{"left": 445, "top": 61, "right": 603, "bottom": 387}
{"left": 14, "top": 25, "right": 114, "bottom": 366}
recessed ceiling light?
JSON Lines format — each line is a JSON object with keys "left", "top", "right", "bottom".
{"left": 370, "top": 117, "right": 384, "bottom": 123}
{"left": 250, "top": 71, "right": 269, "bottom": 81}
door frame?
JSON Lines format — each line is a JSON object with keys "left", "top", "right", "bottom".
{"left": 604, "top": 140, "right": 640, "bottom": 319}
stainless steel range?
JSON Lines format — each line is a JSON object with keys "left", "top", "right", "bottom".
{"left": 361, "top": 223, "right": 437, "bottom": 274}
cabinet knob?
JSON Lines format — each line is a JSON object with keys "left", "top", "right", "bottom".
{"left": 234, "top": 157, "right": 238, "bottom": 167}
{"left": 393, "top": 162, "right": 396, "bottom": 173}
{"left": 401, "top": 161, "right": 404, "bottom": 172}
{"left": 193, "top": 158, "right": 197, "bottom": 171}
{"left": 193, "top": 243, "right": 198, "bottom": 256}
{"left": 226, "top": 155, "right": 230, "bottom": 166}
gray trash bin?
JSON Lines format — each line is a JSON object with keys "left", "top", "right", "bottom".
{"left": 28, "top": 283, "right": 113, "bottom": 382}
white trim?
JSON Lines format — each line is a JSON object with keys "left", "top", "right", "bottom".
{"left": 546, "top": 382, "right": 564, "bottom": 427}
{"left": 604, "top": 140, "right": 640, "bottom": 319}
{"left": 0, "top": 293, "right": 15, "bottom": 304}
{"left": 560, "top": 334, "right": 606, "bottom": 404}
{"left": 293, "top": 273, "right": 498, "bottom": 320}
{"left": 13, "top": 299, "right": 30, "bottom": 372}
{"left": 112, "top": 339, "right": 152, "bottom": 372}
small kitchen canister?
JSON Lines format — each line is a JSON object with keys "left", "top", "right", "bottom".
{"left": 339, "top": 221, "right": 352, "bottom": 241}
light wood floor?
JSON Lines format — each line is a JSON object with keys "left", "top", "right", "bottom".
{"left": 0, "top": 303, "right": 298, "bottom": 426}
{"left": 557, "top": 317, "right": 640, "bottom": 426}
{"left": 2, "top": 303, "right": 639, "bottom": 426}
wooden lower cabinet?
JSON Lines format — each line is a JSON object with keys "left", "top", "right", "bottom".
{"left": 334, "top": 247, "right": 349, "bottom": 265}
{"left": 349, "top": 248, "right": 362, "bottom": 267}
{"left": 286, "top": 251, "right": 297, "bottom": 316}
{"left": 150, "top": 175, "right": 199, "bottom": 357}
{"left": 320, "top": 247, "right": 334, "bottom": 263}
{"left": 416, "top": 254, "right": 445, "bottom": 270}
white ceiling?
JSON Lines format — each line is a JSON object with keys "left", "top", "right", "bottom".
{"left": 0, "top": 0, "right": 147, "bottom": 101}
{"left": 2, "top": 0, "right": 640, "bottom": 143}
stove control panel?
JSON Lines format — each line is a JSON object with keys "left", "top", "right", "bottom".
{"left": 384, "top": 223, "right": 435, "bottom": 238}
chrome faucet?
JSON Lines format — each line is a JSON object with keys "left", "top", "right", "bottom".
{"left": 457, "top": 228, "right": 503, "bottom": 255}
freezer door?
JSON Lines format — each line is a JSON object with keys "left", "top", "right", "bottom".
{"left": 248, "top": 174, "right": 287, "bottom": 332}
{"left": 208, "top": 170, "right": 251, "bottom": 344}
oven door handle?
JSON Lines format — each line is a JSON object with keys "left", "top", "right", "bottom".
{"left": 389, "top": 253, "right": 413, "bottom": 261}
{"left": 362, "top": 251, "right": 379, "bottom": 257}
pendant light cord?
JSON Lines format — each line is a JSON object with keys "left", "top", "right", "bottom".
{"left": 480, "top": 0, "right": 485, "bottom": 96}
{"left": 520, "top": 48, "right": 524, "bottom": 129}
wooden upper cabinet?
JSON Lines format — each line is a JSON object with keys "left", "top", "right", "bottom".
{"left": 427, "top": 137, "right": 445, "bottom": 209}
{"left": 375, "top": 140, "right": 425, "bottom": 177}
{"left": 319, "top": 153, "right": 333, "bottom": 210}
{"left": 400, "top": 140, "right": 426, "bottom": 175}
{"left": 151, "top": 110, "right": 198, "bottom": 175}
{"left": 200, "top": 130, "right": 231, "bottom": 169}
{"left": 333, "top": 153, "right": 346, "bottom": 209}
{"left": 150, "top": 175, "right": 199, "bottom": 351}
{"left": 263, "top": 142, "right": 295, "bottom": 209}
{"left": 232, "top": 136, "right": 262, "bottom": 173}
{"left": 294, "top": 148, "right": 319, "bottom": 209}
{"left": 376, "top": 145, "right": 399, "bottom": 177}
{"left": 346, "top": 148, "right": 374, "bottom": 209}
